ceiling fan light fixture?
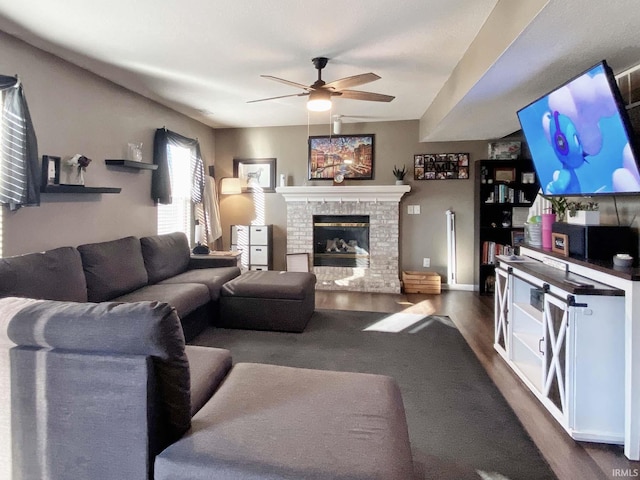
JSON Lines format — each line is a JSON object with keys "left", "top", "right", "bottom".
{"left": 307, "top": 90, "right": 332, "bottom": 112}
{"left": 333, "top": 115, "right": 342, "bottom": 134}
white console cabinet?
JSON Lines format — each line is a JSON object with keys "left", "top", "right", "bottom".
{"left": 231, "top": 224, "right": 273, "bottom": 270}
{"left": 495, "top": 256, "right": 625, "bottom": 443}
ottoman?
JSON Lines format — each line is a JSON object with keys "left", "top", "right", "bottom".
{"left": 155, "top": 363, "right": 415, "bottom": 480}
{"left": 218, "top": 270, "right": 316, "bottom": 332}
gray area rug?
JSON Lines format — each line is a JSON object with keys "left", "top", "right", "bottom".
{"left": 192, "top": 309, "right": 556, "bottom": 480}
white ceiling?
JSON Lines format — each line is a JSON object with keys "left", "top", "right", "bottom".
{"left": 0, "top": 0, "right": 639, "bottom": 141}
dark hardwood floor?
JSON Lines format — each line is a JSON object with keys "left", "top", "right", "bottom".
{"left": 315, "top": 289, "right": 639, "bottom": 480}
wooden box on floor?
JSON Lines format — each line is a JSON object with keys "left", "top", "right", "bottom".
{"left": 402, "top": 271, "right": 441, "bottom": 294}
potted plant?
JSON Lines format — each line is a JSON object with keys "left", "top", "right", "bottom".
{"left": 393, "top": 165, "right": 407, "bottom": 185}
{"left": 541, "top": 194, "right": 568, "bottom": 222}
{"left": 566, "top": 201, "right": 599, "bottom": 225}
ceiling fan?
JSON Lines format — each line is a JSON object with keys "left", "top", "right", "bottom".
{"left": 248, "top": 57, "right": 395, "bottom": 111}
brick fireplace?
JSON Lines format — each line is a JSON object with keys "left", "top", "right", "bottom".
{"left": 276, "top": 185, "right": 410, "bottom": 293}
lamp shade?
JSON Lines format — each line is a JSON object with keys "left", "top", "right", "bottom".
{"left": 307, "top": 90, "right": 332, "bottom": 112}
{"left": 220, "top": 177, "right": 242, "bottom": 195}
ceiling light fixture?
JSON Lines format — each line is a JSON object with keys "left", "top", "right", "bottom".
{"left": 333, "top": 115, "right": 342, "bottom": 134}
{"left": 307, "top": 89, "right": 332, "bottom": 112}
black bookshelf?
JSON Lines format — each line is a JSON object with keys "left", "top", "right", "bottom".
{"left": 476, "top": 158, "right": 539, "bottom": 294}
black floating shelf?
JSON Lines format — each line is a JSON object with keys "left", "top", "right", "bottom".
{"left": 41, "top": 185, "right": 121, "bottom": 194}
{"left": 105, "top": 159, "right": 158, "bottom": 170}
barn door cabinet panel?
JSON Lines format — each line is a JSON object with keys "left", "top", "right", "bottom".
{"left": 495, "top": 257, "right": 625, "bottom": 444}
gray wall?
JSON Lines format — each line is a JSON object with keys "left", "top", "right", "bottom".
{"left": 214, "top": 121, "right": 487, "bottom": 286}
{"left": 0, "top": 31, "right": 215, "bottom": 257}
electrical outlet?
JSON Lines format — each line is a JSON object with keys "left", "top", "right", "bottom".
{"left": 423, "top": 258, "right": 430, "bottom": 268}
{"left": 414, "top": 205, "right": 420, "bottom": 215}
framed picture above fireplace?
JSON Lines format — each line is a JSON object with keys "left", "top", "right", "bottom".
{"left": 308, "top": 134, "right": 374, "bottom": 180}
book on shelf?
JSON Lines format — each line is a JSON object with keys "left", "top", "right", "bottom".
{"left": 482, "top": 241, "right": 515, "bottom": 265}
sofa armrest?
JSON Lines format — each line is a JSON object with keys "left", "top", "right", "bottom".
{"left": 189, "top": 254, "right": 238, "bottom": 269}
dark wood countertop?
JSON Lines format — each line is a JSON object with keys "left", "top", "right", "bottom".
{"left": 497, "top": 255, "right": 625, "bottom": 296}
{"left": 520, "top": 246, "right": 640, "bottom": 282}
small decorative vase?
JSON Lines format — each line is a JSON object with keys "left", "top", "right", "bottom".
{"left": 395, "top": 179, "right": 405, "bottom": 185}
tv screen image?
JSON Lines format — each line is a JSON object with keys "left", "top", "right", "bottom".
{"left": 517, "top": 61, "right": 640, "bottom": 196}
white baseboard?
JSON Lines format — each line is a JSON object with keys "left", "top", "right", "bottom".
{"left": 441, "top": 283, "right": 476, "bottom": 292}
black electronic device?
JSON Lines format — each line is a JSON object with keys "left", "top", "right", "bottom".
{"left": 551, "top": 223, "right": 635, "bottom": 261}
{"left": 192, "top": 244, "right": 210, "bottom": 255}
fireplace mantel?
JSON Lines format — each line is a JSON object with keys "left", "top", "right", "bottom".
{"left": 275, "top": 185, "right": 410, "bottom": 203}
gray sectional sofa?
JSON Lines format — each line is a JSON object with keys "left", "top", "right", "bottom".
{"left": 0, "top": 233, "right": 415, "bottom": 479}
{"left": 0, "top": 232, "right": 240, "bottom": 341}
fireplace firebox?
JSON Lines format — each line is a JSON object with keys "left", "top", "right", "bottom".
{"left": 313, "top": 215, "right": 370, "bottom": 267}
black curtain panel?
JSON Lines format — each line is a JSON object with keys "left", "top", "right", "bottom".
{"left": 0, "top": 75, "right": 40, "bottom": 210}
{"left": 151, "top": 128, "right": 204, "bottom": 205}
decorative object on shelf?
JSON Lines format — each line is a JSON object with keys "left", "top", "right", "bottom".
{"left": 233, "top": 158, "right": 277, "bottom": 192}
{"left": 493, "top": 167, "right": 516, "bottom": 183}
{"left": 521, "top": 172, "right": 536, "bottom": 184}
{"left": 501, "top": 210, "right": 512, "bottom": 227}
{"left": 414, "top": 152, "right": 469, "bottom": 180}
{"left": 61, "top": 154, "right": 91, "bottom": 186}
{"left": 392, "top": 165, "right": 407, "bottom": 185}
{"left": 480, "top": 166, "right": 489, "bottom": 184}
{"left": 613, "top": 254, "right": 634, "bottom": 268}
{"left": 551, "top": 232, "right": 569, "bottom": 256}
{"left": 127, "top": 142, "right": 143, "bottom": 162}
{"left": 511, "top": 229, "right": 525, "bottom": 246}
{"left": 488, "top": 141, "right": 521, "bottom": 159}
{"left": 333, "top": 172, "right": 345, "bottom": 186}
{"left": 308, "top": 134, "right": 374, "bottom": 180}
{"left": 41, "top": 155, "right": 60, "bottom": 187}
{"left": 566, "top": 201, "right": 600, "bottom": 225}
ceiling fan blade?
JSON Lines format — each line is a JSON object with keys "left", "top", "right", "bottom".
{"left": 324, "top": 73, "right": 380, "bottom": 91}
{"left": 247, "top": 92, "right": 309, "bottom": 103}
{"left": 260, "top": 75, "right": 313, "bottom": 91}
{"left": 337, "top": 89, "right": 395, "bottom": 102}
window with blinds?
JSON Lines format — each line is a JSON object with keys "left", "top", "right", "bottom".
{"left": 157, "top": 143, "right": 194, "bottom": 236}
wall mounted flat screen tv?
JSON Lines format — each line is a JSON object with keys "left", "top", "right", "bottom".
{"left": 517, "top": 60, "right": 640, "bottom": 196}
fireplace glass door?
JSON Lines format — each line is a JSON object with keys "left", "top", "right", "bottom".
{"left": 313, "top": 215, "right": 370, "bottom": 267}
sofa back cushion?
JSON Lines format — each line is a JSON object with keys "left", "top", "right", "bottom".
{"left": 0, "top": 247, "right": 88, "bottom": 302}
{"left": 3, "top": 298, "right": 192, "bottom": 447}
{"left": 140, "top": 233, "right": 191, "bottom": 284}
{"left": 78, "top": 237, "right": 148, "bottom": 302}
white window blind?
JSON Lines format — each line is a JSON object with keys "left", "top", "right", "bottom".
{"left": 157, "top": 144, "right": 193, "bottom": 236}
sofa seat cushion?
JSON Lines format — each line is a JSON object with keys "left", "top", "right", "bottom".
{"left": 140, "top": 233, "right": 191, "bottom": 284}
{"left": 155, "top": 363, "right": 414, "bottom": 480}
{"left": 78, "top": 236, "right": 148, "bottom": 302}
{"left": 221, "top": 271, "right": 316, "bottom": 300}
{"left": 185, "top": 345, "right": 232, "bottom": 416}
{"left": 159, "top": 267, "right": 240, "bottom": 301}
{"left": 112, "top": 283, "right": 210, "bottom": 320}
{"left": 0, "top": 247, "right": 88, "bottom": 302}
